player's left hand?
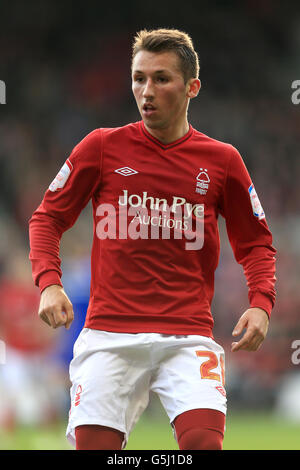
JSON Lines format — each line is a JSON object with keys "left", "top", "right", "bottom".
{"left": 231, "top": 307, "right": 269, "bottom": 352}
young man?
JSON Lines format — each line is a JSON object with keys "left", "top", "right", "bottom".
{"left": 29, "top": 28, "right": 276, "bottom": 450}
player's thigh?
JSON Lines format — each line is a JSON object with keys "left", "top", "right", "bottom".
{"left": 67, "top": 329, "right": 151, "bottom": 447}
{"left": 152, "top": 335, "right": 227, "bottom": 423}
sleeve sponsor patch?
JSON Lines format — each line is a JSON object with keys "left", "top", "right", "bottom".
{"left": 49, "top": 159, "right": 73, "bottom": 192}
{"left": 248, "top": 184, "right": 265, "bottom": 220}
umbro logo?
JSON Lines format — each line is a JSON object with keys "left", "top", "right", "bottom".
{"left": 114, "top": 167, "right": 138, "bottom": 176}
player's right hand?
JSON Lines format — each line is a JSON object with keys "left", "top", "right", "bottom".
{"left": 38, "top": 284, "right": 74, "bottom": 330}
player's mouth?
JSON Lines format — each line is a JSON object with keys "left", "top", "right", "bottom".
{"left": 142, "top": 103, "right": 157, "bottom": 117}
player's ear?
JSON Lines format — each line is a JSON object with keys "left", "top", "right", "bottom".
{"left": 187, "top": 78, "right": 201, "bottom": 99}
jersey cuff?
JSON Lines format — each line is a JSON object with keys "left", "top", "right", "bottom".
{"left": 249, "top": 291, "right": 273, "bottom": 318}
{"left": 38, "top": 271, "right": 63, "bottom": 294}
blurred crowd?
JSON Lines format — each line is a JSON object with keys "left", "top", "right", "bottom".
{"left": 0, "top": 1, "right": 300, "bottom": 429}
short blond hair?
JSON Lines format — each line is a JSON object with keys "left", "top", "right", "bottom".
{"left": 132, "top": 28, "right": 200, "bottom": 83}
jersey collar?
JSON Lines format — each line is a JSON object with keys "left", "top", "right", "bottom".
{"left": 139, "top": 120, "right": 193, "bottom": 150}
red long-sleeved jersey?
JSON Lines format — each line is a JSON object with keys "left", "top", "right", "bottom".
{"left": 29, "top": 121, "right": 276, "bottom": 338}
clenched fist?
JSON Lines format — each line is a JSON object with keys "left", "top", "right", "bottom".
{"left": 38, "top": 284, "right": 74, "bottom": 330}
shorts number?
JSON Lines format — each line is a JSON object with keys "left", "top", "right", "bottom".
{"left": 196, "top": 350, "right": 225, "bottom": 385}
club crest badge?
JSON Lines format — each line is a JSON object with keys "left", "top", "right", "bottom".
{"left": 196, "top": 168, "right": 210, "bottom": 195}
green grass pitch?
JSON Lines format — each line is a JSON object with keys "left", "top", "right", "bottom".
{"left": 0, "top": 411, "right": 299, "bottom": 450}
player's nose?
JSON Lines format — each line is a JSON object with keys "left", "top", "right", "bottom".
{"left": 142, "top": 78, "right": 155, "bottom": 99}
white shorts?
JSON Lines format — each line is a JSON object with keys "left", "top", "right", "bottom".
{"left": 66, "top": 328, "right": 227, "bottom": 448}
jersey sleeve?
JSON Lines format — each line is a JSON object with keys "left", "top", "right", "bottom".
{"left": 219, "top": 146, "right": 276, "bottom": 317}
{"left": 29, "top": 128, "right": 102, "bottom": 293}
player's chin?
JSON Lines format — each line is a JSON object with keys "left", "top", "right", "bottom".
{"left": 142, "top": 116, "right": 165, "bottom": 130}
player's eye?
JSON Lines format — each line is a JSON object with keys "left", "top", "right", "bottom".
{"left": 157, "top": 77, "right": 168, "bottom": 83}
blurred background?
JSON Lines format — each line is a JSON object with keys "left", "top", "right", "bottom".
{"left": 0, "top": 0, "right": 300, "bottom": 450}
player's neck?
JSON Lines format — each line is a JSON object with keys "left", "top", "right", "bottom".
{"left": 143, "top": 120, "right": 190, "bottom": 145}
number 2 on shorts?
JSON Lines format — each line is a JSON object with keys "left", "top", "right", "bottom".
{"left": 196, "top": 350, "right": 225, "bottom": 385}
